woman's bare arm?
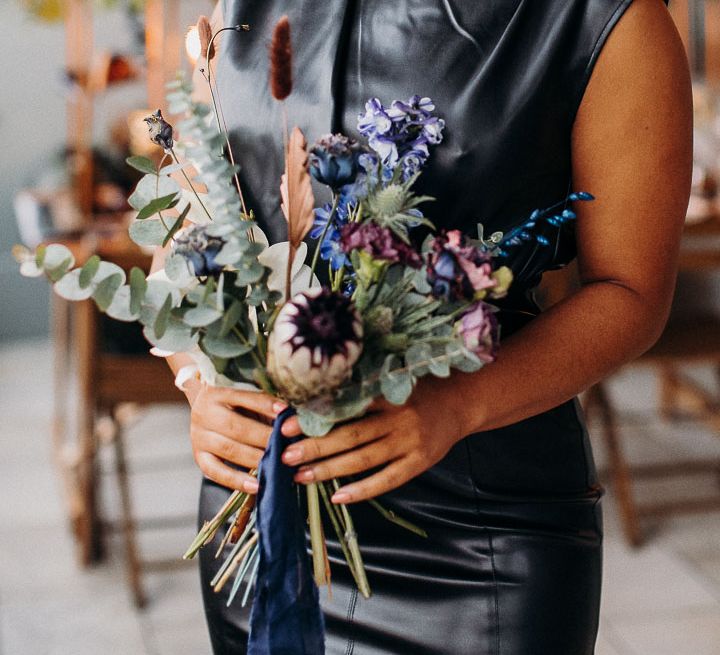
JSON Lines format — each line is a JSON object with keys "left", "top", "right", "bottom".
{"left": 280, "top": 0, "right": 693, "bottom": 504}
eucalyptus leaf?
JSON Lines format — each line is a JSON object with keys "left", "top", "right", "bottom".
{"left": 219, "top": 300, "right": 245, "bottom": 337}
{"left": 201, "top": 332, "right": 251, "bottom": 358}
{"left": 427, "top": 355, "right": 450, "bottom": 378}
{"left": 184, "top": 305, "right": 222, "bottom": 327}
{"left": 162, "top": 204, "right": 190, "bottom": 247}
{"left": 126, "top": 155, "right": 157, "bottom": 176}
{"left": 105, "top": 286, "right": 139, "bottom": 321}
{"left": 164, "top": 253, "right": 193, "bottom": 283}
{"left": 154, "top": 294, "right": 173, "bottom": 339}
{"left": 143, "top": 317, "right": 197, "bottom": 353}
{"left": 129, "top": 218, "right": 167, "bottom": 246}
{"left": 405, "top": 343, "right": 431, "bottom": 377}
{"left": 79, "top": 255, "right": 101, "bottom": 289}
{"left": 54, "top": 270, "right": 93, "bottom": 301}
{"left": 379, "top": 354, "right": 414, "bottom": 405}
{"left": 158, "top": 161, "right": 187, "bottom": 176}
{"left": 296, "top": 409, "right": 336, "bottom": 438}
{"left": 129, "top": 267, "right": 147, "bottom": 315}
{"left": 128, "top": 174, "right": 179, "bottom": 211}
{"left": 93, "top": 273, "right": 123, "bottom": 311}
{"left": 136, "top": 192, "right": 180, "bottom": 220}
{"left": 43, "top": 244, "right": 75, "bottom": 271}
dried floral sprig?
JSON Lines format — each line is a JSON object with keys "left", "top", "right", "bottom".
{"left": 280, "top": 127, "right": 316, "bottom": 299}
{"left": 196, "top": 15, "right": 213, "bottom": 60}
{"left": 270, "top": 15, "right": 293, "bottom": 101}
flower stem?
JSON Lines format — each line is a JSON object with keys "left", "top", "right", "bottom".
{"left": 169, "top": 147, "right": 213, "bottom": 222}
{"left": 307, "top": 193, "right": 339, "bottom": 286}
{"left": 332, "top": 479, "right": 371, "bottom": 598}
{"left": 306, "top": 483, "right": 327, "bottom": 586}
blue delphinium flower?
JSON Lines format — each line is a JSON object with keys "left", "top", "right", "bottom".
{"left": 309, "top": 195, "right": 351, "bottom": 240}
{"left": 309, "top": 134, "right": 364, "bottom": 190}
{"left": 357, "top": 95, "right": 445, "bottom": 181}
{"left": 320, "top": 227, "right": 350, "bottom": 271}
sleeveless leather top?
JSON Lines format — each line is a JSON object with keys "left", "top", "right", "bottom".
{"left": 216, "top": 0, "right": 663, "bottom": 322}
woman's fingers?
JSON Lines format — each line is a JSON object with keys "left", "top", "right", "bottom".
{"left": 195, "top": 451, "right": 259, "bottom": 493}
{"left": 207, "top": 386, "right": 279, "bottom": 420}
{"left": 193, "top": 428, "right": 265, "bottom": 469}
{"left": 281, "top": 414, "right": 389, "bottom": 466}
{"left": 329, "top": 456, "right": 421, "bottom": 504}
{"left": 194, "top": 403, "right": 271, "bottom": 449}
{"left": 293, "top": 435, "right": 401, "bottom": 483}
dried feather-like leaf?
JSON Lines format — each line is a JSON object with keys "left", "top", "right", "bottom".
{"left": 197, "top": 15, "right": 213, "bottom": 60}
{"left": 270, "top": 15, "right": 292, "bottom": 101}
{"left": 280, "top": 126, "right": 315, "bottom": 249}
{"left": 280, "top": 126, "right": 315, "bottom": 299}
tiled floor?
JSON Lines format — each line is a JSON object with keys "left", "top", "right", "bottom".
{"left": 1, "top": 339, "right": 719, "bottom": 654}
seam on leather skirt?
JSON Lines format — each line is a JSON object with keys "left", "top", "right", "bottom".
{"left": 487, "top": 528, "right": 501, "bottom": 655}
{"left": 344, "top": 587, "right": 359, "bottom": 655}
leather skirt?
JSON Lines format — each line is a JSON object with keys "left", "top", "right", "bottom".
{"left": 198, "top": 396, "right": 604, "bottom": 655}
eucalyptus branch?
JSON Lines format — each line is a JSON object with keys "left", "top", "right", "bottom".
{"left": 169, "top": 147, "right": 213, "bottom": 222}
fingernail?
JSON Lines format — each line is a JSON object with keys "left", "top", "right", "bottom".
{"left": 243, "top": 479, "right": 259, "bottom": 493}
{"left": 273, "top": 402, "right": 287, "bottom": 415}
{"left": 283, "top": 448, "right": 301, "bottom": 465}
{"left": 295, "top": 467, "right": 314, "bottom": 483}
{"left": 331, "top": 491, "right": 350, "bottom": 504}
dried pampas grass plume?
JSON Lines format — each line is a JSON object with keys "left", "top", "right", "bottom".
{"left": 270, "top": 15, "right": 292, "bottom": 101}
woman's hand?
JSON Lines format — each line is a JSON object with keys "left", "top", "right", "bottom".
{"left": 279, "top": 377, "right": 474, "bottom": 504}
{"left": 190, "top": 385, "right": 281, "bottom": 493}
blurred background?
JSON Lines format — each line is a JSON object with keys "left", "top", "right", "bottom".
{"left": 1, "top": 1, "right": 720, "bottom": 654}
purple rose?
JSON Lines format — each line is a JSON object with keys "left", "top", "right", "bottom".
{"left": 458, "top": 302, "right": 498, "bottom": 363}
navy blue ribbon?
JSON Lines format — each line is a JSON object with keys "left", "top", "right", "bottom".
{"left": 248, "top": 408, "right": 325, "bottom": 655}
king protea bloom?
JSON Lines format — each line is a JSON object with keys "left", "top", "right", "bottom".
{"left": 267, "top": 288, "right": 363, "bottom": 404}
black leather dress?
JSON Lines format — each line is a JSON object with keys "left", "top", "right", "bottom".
{"left": 197, "top": 2, "right": 655, "bottom": 653}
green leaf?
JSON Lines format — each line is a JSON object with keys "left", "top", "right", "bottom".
{"left": 201, "top": 332, "right": 251, "bottom": 358}
{"left": 380, "top": 355, "right": 414, "bottom": 405}
{"left": 164, "top": 253, "right": 192, "bottom": 282}
{"left": 405, "top": 343, "right": 431, "bottom": 376}
{"left": 129, "top": 267, "right": 147, "bottom": 315}
{"left": 154, "top": 294, "right": 173, "bottom": 339}
{"left": 79, "top": 255, "right": 101, "bottom": 289}
{"left": 158, "top": 161, "right": 187, "bottom": 176}
{"left": 93, "top": 273, "right": 123, "bottom": 311}
{"left": 219, "top": 300, "right": 245, "bottom": 337}
{"left": 129, "top": 219, "right": 167, "bottom": 246}
{"left": 136, "top": 192, "right": 180, "bottom": 220}
{"left": 128, "top": 174, "right": 179, "bottom": 211}
{"left": 296, "top": 409, "right": 336, "bottom": 438}
{"left": 126, "top": 155, "right": 157, "bottom": 176}
{"left": 42, "top": 244, "right": 75, "bottom": 280}
{"left": 428, "top": 355, "right": 450, "bottom": 378}
{"left": 54, "top": 270, "right": 94, "bottom": 301}
{"left": 162, "top": 204, "right": 190, "bottom": 247}
{"left": 143, "top": 318, "right": 197, "bottom": 353}
{"left": 35, "top": 245, "right": 46, "bottom": 268}
{"left": 184, "top": 305, "right": 222, "bottom": 327}
{"left": 105, "top": 286, "right": 138, "bottom": 321}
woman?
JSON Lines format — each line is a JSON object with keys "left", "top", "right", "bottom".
{"left": 161, "top": 0, "right": 692, "bottom": 653}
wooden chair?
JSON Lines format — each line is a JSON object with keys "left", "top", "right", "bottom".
{"left": 582, "top": 214, "right": 720, "bottom": 547}
{"left": 52, "top": 226, "right": 189, "bottom": 608}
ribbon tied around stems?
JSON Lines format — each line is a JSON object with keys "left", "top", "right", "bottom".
{"left": 248, "top": 407, "right": 325, "bottom": 655}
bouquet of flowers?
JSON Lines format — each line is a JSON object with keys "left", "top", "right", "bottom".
{"left": 15, "top": 15, "right": 591, "bottom": 652}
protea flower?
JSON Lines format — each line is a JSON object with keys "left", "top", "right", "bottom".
{"left": 267, "top": 288, "right": 363, "bottom": 404}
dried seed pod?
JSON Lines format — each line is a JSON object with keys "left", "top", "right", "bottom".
{"left": 270, "top": 15, "right": 292, "bottom": 101}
